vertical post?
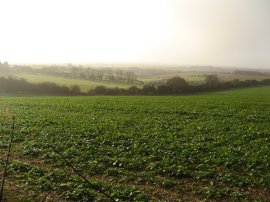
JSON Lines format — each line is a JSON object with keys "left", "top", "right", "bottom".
{"left": 0, "top": 116, "right": 15, "bottom": 201}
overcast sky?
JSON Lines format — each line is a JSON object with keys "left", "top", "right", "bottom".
{"left": 0, "top": 0, "right": 270, "bottom": 68}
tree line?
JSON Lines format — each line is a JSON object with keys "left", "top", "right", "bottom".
{"left": 0, "top": 76, "right": 81, "bottom": 95}
{"left": 1, "top": 75, "right": 270, "bottom": 96}
{"left": 88, "top": 75, "right": 270, "bottom": 95}
{"left": 233, "top": 70, "right": 270, "bottom": 76}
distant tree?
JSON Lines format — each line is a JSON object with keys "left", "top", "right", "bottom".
{"left": 126, "top": 72, "right": 137, "bottom": 83}
{"left": 261, "top": 79, "right": 270, "bottom": 85}
{"left": 70, "top": 85, "right": 81, "bottom": 94}
{"left": 103, "top": 68, "right": 113, "bottom": 81}
{"left": 205, "top": 74, "right": 219, "bottom": 87}
{"left": 0, "top": 76, "right": 80, "bottom": 95}
{"left": 142, "top": 85, "right": 156, "bottom": 95}
{"left": 127, "top": 86, "right": 141, "bottom": 94}
{"left": 166, "top": 76, "right": 189, "bottom": 93}
{"left": 157, "top": 85, "right": 171, "bottom": 95}
{"left": 95, "top": 71, "right": 104, "bottom": 80}
{"left": 115, "top": 70, "right": 124, "bottom": 81}
{"left": 92, "top": 85, "right": 107, "bottom": 95}
{"left": 234, "top": 70, "right": 267, "bottom": 76}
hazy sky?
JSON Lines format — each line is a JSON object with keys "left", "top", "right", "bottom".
{"left": 1, "top": 0, "right": 270, "bottom": 68}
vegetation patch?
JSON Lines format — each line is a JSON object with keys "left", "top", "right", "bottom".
{"left": 0, "top": 86, "right": 270, "bottom": 201}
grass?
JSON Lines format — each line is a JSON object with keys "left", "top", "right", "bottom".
{"left": 0, "top": 86, "right": 270, "bottom": 201}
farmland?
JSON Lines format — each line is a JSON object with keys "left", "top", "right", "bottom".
{"left": 2, "top": 65, "right": 270, "bottom": 93}
{"left": 6, "top": 72, "right": 142, "bottom": 93}
{"left": 138, "top": 72, "right": 270, "bottom": 84}
{"left": 0, "top": 86, "right": 270, "bottom": 201}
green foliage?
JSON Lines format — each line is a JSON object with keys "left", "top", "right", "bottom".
{"left": 0, "top": 86, "right": 270, "bottom": 200}
{"left": 166, "top": 76, "right": 189, "bottom": 89}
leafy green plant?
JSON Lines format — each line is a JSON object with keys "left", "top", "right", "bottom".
{"left": 0, "top": 86, "right": 270, "bottom": 200}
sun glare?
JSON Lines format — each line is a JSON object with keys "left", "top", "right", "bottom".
{"left": 0, "top": 0, "right": 171, "bottom": 64}
{"left": 1, "top": 0, "right": 270, "bottom": 67}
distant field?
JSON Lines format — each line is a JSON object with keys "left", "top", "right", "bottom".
{"left": 4, "top": 72, "right": 142, "bottom": 92}
{"left": 138, "top": 72, "right": 270, "bottom": 84}
{"left": 138, "top": 72, "right": 206, "bottom": 84}
{"left": 217, "top": 72, "right": 270, "bottom": 82}
{"left": 0, "top": 86, "right": 269, "bottom": 201}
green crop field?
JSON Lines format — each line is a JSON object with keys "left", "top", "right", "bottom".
{"left": 0, "top": 86, "right": 270, "bottom": 201}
